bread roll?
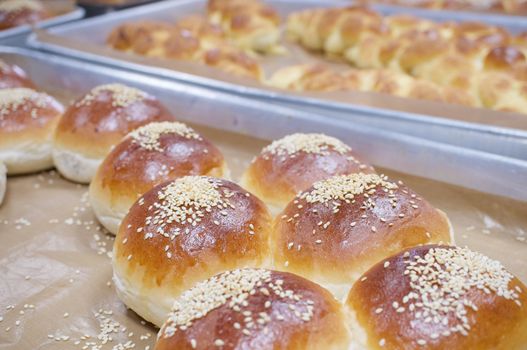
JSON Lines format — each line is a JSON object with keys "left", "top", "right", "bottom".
{"left": 155, "top": 268, "right": 350, "bottom": 350}
{"left": 112, "top": 176, "right": 272, "bottom": 327}
{"left": 89, "top": 121, "right": 228, "bottom": 235}
{"left": 346, "top": 244, "right": 527, "bottom": 349}
{"left": 0, "top": 162, "right": 6, "bottom": 206}
{"left": 0, "top": 59, "right": 35, "bottom": 89}
{"left": 52, "top": 83, "right": 174, "bottom": 183}
{"left": 0, "top": 0, "right": 49, "bottom": 30}
{"left": 241, "top": 133, "right": 375, "bottom": 212}
{"left": 0, "top": 88, "right": 64, "bottom": 174}
{"left": 273, "top": 173, "right": 453, "bottom": 299}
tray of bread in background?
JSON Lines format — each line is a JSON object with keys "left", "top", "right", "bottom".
{"left": 0, "top": 0, "right": 84, "bottom": 46}
{"left": 27, "top": 0, "right": 527, "bottom": 161}
{"left": 2, "top": 46, "right": 527, "bottom": 350}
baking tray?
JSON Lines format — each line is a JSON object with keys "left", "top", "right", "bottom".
{"left": 1, "top": 46, "right": 526, "bottom": 350}
{"left": 0, "top": 0, "right": 84, "bottom": 47}
{"left": 27, "top": 0, "right": 527, "bottom": 161}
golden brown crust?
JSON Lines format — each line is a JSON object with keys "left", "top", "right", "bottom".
{"left": 273, "top": 174, "right": 451, "bottom": 287}
{"left": 347, "top": 245, "right": 527, "bottom": 349}
{"left": 53, "top": 84, "right": 174, "bottom": 159}
{"left": 0, "top": 60, "right": 35, "bottom": 89}
{"left": 286, "top": 6, "right": 527, "bottom": 113}
{"left": 113, "top": 177, "right": 272, "bottom": 299}
{"left": 107, "top": 18, "right": 263, "bottom": 80}
{"left": 92, "top": 122, "right": 226, "bottom": 209}
{"left": 206, "top": 0, "right": 281, "bottom": 53}
{"left": 242, "top": 133, "right": 375, "bottom": 209}
{"left": 0, "top": 88, "right": 63, "bottom": 149}
{"left": 0, "top": 0, "right": 49, "bottom": 30}
{"left": 155, "top": 269, "right": 350, "bottom": 350}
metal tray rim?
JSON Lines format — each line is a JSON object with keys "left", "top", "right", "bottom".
{"left": 3, "top": 45, "right": 527, "bottom": 201}
{"left": 0, "top": 6, "right": 85, "bottom": 40}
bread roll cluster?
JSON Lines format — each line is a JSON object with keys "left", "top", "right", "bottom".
{"left": 107, "top": 17, "right": 264, "bottom": 80}
{"left": 100, "top": 131, "right": 526, "bottom": 349}
{"left": 357, "top": 0, "right": 527, "bottom": 14}
{"left": 0, "top": 0, "right": 49, "bottom": 31}
{"left": 286, "top": 6, "right": 527, "bottom": 113}
{"left": 107, "top": 0, "right": 282, "bottom": 80}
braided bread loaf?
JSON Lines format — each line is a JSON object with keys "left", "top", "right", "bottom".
{"left": 107, "top": 16, "right": 263, "bottom": 80}
{"left": 286, "top": 6, "right": 527, "bottom": 113}
{"left": 207, "top": 0, "right": 281, "bottom": 53}
{"left": 268, "top": 63, "right": 477, "bottom": 107}
{"left": 357, "top": 0, "right": 527, "bottom": 15}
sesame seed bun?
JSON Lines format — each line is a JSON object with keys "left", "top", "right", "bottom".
{"left": 0, "top": 162, "right": 6, "bottom": 206}
{"left": 273, "top": 173, "right": 453, "bottom": 300}
{"left": 0, "top": 0, "right": 49, "bottom": 30}
{"left": 346, "top": 245, "right": 527, "bottom": 349}
{"left": 89, "top": 122, "right": 229, "bottom": 235}
{"left": 0, "top": 59, "right": 35, "bottom": 89}
{"left": 0, "top": 88, "right": 64, "bottom": 175}
{"left": 240, "top": 133, "right": 375, "bottom": 214}
{"left": 112, "top": 176, "right": 272, "bottom": 327}
{"left": 155, "top": 268, "right": 350, "bottom": 350}
{"left": 52, "top": 84, "right": 175, "bottom": 183}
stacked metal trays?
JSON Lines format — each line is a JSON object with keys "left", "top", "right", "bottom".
{"left": 26, "top": 0, "right": 527, "bottom": 161}
{"left": 0, "top": 2, "right": 84, "bottom": 46}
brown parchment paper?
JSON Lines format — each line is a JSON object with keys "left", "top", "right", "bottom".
{"left": 35, "top": 3, "right": 527, "bottom": 131}
{"left": 0, "top": 124, "right": 526, "bottom": 349}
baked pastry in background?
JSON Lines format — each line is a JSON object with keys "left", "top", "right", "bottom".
{"left": 0, "top": 88, "right": 64, "bottom": 174}
{"left": 286, "top": 6, "right": 527, "bottom": 114}
{"left": 52, "top": 83, "right": 174, "bottom": 183}
{"left": 155, "top": 268, "right": 351, "bottom": 350}
{"left": 241, "top": 133, "right": 375, "bottom": 212}
{"left": 107, "top": 17, "right": 263, "bottom": 80}
{"left": 89, "top": 121, "right": 228, "bottom": 235}
{"left": 0, "top": 162, "right": 5, "bottom": 206}
{"left": 347, "top": 244, "right": 527, "bottom": 349}
{"left": 0, "top": 0, "right": 49, "bottom": 30}
{"left": 0, "top": 59, "right": 35, "bottom": 89}
{"left": 268, "top": 64, "right": 477, "bottom": 107}
{"left": 207, "top": 0, "right": 281, "bottom": 53}
{"left": 273, "top": 173, "right": 452, "bottom": 299}
{"left": 112, "top": 176, "right": 272, "bottom": 327}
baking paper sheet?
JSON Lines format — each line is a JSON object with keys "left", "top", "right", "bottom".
{"left": 1, "top": 125, "right": 526, "bottom": 349}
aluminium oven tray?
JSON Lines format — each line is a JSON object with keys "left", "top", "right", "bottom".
{"left": 2, "top": 46, "right": 527, "bottom": 203}
{"left": 1, "top": 45, "right": 527, "bottom": 350}
{"left": 0, "top": 2, "right": 84, "bottom": 47}
{"left": 26, "top": 0, "right": 527, "bottom": 162}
